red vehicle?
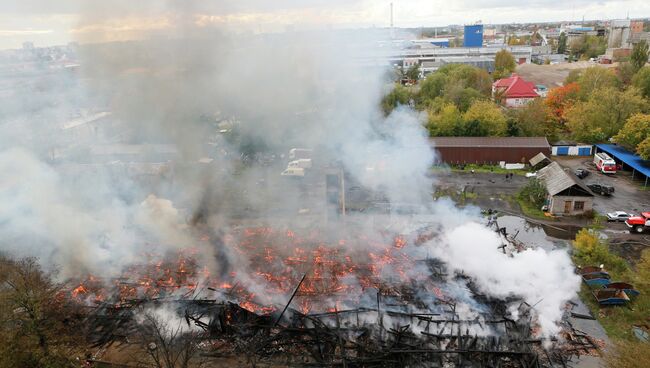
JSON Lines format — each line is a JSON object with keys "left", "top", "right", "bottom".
{"left": 625, "top": 212, "right": 650, "bottom": 234}
{"left": 593, "top": 153, "right": 617, "bottom": 174}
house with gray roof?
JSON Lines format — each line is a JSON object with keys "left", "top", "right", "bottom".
{"left": 537, "top": 162, "right": 594, "bottom": 215}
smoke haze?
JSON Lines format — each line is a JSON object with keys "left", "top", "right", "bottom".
{"left": 0, "top": 1, "right": 581, "bottom": 337}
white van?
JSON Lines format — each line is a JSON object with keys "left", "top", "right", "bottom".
{"left": 289, "top": 148, "right": 313, "bottom": 160}
{"left": 281, "top": 167, "right": 305, "bottom": 177}
{"left": 287, "top": 159, "right": 312, "bottom": 169}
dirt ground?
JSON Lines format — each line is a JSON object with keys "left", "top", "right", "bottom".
{"left": 515, "top": 61, "right": 617, "bottom": 88}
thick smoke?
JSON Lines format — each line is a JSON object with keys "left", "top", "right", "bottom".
{"left": 0, "top": 1, "right": 580, "bottom": 337}
{"left": 425, "top": 223, "right": 581, "bottom": 337}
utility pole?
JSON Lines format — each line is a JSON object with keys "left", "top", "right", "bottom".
{"left": 340, "top": 168, "right": 346, "bottom": 217}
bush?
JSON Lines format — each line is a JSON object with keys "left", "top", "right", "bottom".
{"left": 517, "top": 178, "right": 546, "bottom": 208}
{"left": 573, "top": 229, "right": 629, "bottom": 276}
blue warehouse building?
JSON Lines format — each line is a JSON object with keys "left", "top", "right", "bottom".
{"left": 464, "top": 24, "right": 484, "bottom": 47}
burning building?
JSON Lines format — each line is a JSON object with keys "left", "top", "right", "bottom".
{"left": 0, "top": 3, "right": 593, "bottom": 367}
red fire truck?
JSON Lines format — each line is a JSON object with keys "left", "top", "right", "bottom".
{"left": 593, "top": 152, "right": 617, "bottom": 174}
{"left": 626, "top": 212, "right": 650, "bottom": 234}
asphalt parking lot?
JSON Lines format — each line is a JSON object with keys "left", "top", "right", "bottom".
{"left": 555, "top": 156, "right": 650, "bottom": 217}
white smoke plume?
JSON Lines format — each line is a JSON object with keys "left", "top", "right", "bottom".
{"left": 425, "top": 223, "right": 581, "bottom": 337}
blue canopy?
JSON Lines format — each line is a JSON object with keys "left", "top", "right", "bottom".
{"left": 595, "top": 144, "right": 650, "bottom": 186}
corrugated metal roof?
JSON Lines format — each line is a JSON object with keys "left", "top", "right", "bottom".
{"left": 537, "top": 162, "right": 593, "bottom": 197}
{"left": 529, "top": 152, "right": 550, "bottom": 167}
{"left": 596, "top": 144, "right": 650, "bottom": 180}
{"left": 431, "top": 137, "right": 550, "bottom": 148}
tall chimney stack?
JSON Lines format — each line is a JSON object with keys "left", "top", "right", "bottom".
{"left": 390, "top": 3, "right": 394, "bottom": 28}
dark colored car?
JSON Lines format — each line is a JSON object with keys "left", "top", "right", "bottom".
{"left": 588, "top": 183, "right": 615, "bottom": 196}
{"left": 575, "top": 168, "right": 590, "bottom": 179}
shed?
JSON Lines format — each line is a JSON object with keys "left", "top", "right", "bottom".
{"left": 537, "top": 162, "right": 594, "bottom": 215}
{"left": 431, "top": 137, "right": 551, "bottom": 165}
{"left": 529, "top": 152, "right": 551, "bottom": 170}
{"left": 595, "top": 144, "right": 650, "bottom": 188}
{"left": 551, "top": 141, "right": 593, "bottom": 156}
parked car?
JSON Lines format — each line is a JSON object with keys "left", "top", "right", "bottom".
{"left": 574, "top": 168, "right": 590, "bottom": 179}
{"left": 587, "top": 183, "right": 615, "bottom": 196}
{"left": 607, "top": 211, "right": 632, "bottom": 222}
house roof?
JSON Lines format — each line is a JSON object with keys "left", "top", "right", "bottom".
{"left": 529, "top": 152, "right": 551, "bottom": 167}
{"left": 493, "top": 73, "right": 539, "bottom": 99}
{"left": 431, "top": 136, "right": 550, "bottom": 148}
{"left": 537, "top": 162, "right": 593, "bottom": 197}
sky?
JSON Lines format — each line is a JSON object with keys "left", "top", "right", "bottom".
{"left": 1, "top": 0, "right": 649, "bottom": 49}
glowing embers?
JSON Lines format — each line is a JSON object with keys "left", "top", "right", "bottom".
{"left": 67, "top": 226, "right": 434, "bottom": 315}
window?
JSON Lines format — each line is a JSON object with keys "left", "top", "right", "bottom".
{"left": 574, "top": 201, "right": 585, "bottom": 211}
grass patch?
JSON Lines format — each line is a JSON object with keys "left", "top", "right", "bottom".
{"left": 515, "top": 196, "right": 548, "bottom": 219}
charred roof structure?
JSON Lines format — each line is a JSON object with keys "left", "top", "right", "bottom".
{"left": 431, "top": 137, "right": 551, "bottom": 165}
{"left": 537, "top": 162, "right": 594, "bottom": 216}
{"left": 71, "top": 221, "right": 601, "bottom": 367}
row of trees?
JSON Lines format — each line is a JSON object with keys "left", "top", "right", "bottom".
{"left": 382, "top": 44, "right": 650, "bottom": 156}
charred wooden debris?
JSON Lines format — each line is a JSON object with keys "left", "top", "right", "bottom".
{"left": 82, "top": 282, "right": 600, "bottom": 367}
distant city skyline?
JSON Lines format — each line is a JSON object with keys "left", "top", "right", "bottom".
{"left": 1, "top": 0, "right": 650, "bottom": 49}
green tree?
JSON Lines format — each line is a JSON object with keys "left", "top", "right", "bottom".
{"left": 631, "top": 40, "right": 649, "bottom": 71}
{"left": 442, "top": 63, "right": 492, "bottom": 96}
{"left": 557, "top": 32, "right": 568, "bottom": 54}
{"left": 506, "top": 118, "right": 522, "bottom": 136}
{"left": 508, "top": 98, "right": 555, "bottom": 138}
{"left": 418, "top": 72, "right": 447, "bottom": 104}
{"left": 637, "top": 137, "right": 650, "bottom": 160}
{"left": 612, "top": 113, "right": 650, "bottom": 151}
{"left": 575, "top": 67, "right": 621, "bottom": 99}
{"left": 518, "top": 178, "right": 547, "bottom": 208}
{"left": 417, "top": 64, "right": 492, "bottom": 109}
{"left": 405, "top": 64, "right": 420, "bottom": 81}
{"left": 569, "top": 35, "right": 606, "bottom": 60}
{"left": 427, "top": 103, "right": 464, "bottom": 136}
{"left": 632, "top": 66, "right": 650, "bottom": 98}
{"left": 444, "top": 83, "right": 484, "bottom": 112}
{"left": 565, "top": 87, "right": 647, "bottom": 142}
{"left": 617, "top": 62, "right": 637, "bottom": 86}
{"left": 462, "top": 100, "right": 508, "bottom": 136}
{"left": 494, "top": 50, "right": 516, "bottom": 79}
{"left": 564, "top": 69, "right": 582, "bottom": 85}
{"left": 381, "top": 84, "right": 412, "bottom": 115}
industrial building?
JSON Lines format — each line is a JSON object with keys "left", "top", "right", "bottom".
{"left": 430, "top": 137, "right": 551, "bottom": 164}
{"left": 537, "top": 162, "right": 594, "bottom": 216}
{"left": 390, "top": 45, "right": 532, "bottom": 75}
{"left": 409, "top": 38, "right": 450, "bottom": 48}
{"left": 464, "top": 24, "right": 484, "bottom": 47}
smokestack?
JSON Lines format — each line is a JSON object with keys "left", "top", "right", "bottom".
{"left": 390, "top": 3, "right": 394, "bottom": 28}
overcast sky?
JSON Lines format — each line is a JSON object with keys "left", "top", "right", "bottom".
{"left": 1, "top": 0, "right": 649, "bottom": 49}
